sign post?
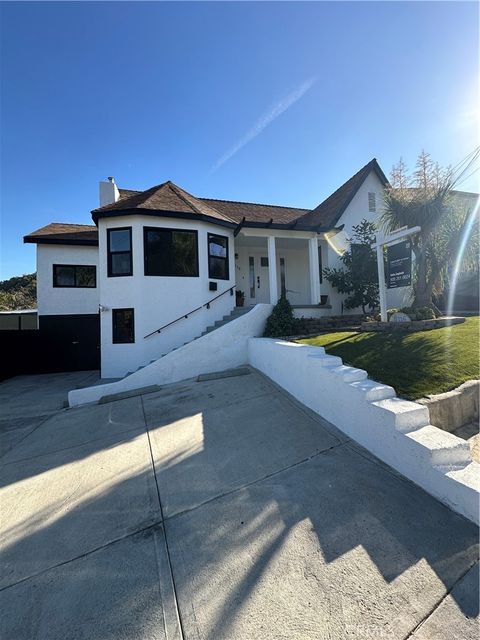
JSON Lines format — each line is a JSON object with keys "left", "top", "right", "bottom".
{"left": 374, "top": 226, "right": 421, "bottom": 322}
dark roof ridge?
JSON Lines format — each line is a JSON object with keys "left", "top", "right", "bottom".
{"left": 200, "top": 195, "right": 308, "bottom": 212}
{"left": 318, "top": 158, "right": 385, "bottom": 203}
{"left": 47, "top": 221, "right": 96, "bottom": 227}
{"left": 294, "top": 158, "right": 388, "bottom": 229}
{"left": 93, "top": 180, "right": 170, "bottom": 212}
{"left": 168, "top": 182, "right": 237, "bottom": 223}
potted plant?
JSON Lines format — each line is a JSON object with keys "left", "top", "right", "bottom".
{"left": 235, "top": 289, "right": 245, "bottom": 307}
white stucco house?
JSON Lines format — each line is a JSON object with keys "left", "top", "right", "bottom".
{"left": 24, "top": 158, "right": 411, "bottom": 378}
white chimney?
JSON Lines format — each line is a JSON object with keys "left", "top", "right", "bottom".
{"left": 99, "top": 176, "right": 120, "bottom": 207}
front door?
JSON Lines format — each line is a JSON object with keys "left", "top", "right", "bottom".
{"left": 247, "top": 255, "right": 270, "bottom": 304}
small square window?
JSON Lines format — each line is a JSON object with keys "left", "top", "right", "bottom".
{"left": 112, "top": 308, "right": 135, "bottom": 344}
{"left": 260, "top": 257, "right": 269, "bottom": 267}
{"left": 54, "top": 265, "right": 75, "bottom": 286}
{"left": 76, "top": 266, "right": 96, "bottom": 287}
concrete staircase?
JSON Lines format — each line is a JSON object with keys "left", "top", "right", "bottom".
{"left": 199, "top": 305, "right": 253, "bottom": 337}
{"left": 124, "top": 306, "right": 253, "bottom": 377}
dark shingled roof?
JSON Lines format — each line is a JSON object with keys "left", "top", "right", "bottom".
{"left": 116, "top": 188, "right": 308, "bottom": 225}
{"left": 25, "top": 159, "right": 400, "bottom": 242}
{"left": 199, "top": 197, "right": 309, "bottom": 225}
{"left": 24, "top": 223, "right": 98, "bottom": 246}
{"left": 118, "top": 188, "right": 140, "bottom": 200}
{"left": 295, "top": 158, "right": 389, "bottom": 229}
{"left": 93, "top": 181, "right": 236, "bottom": 225}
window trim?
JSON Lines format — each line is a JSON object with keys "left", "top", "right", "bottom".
{"left": 52, "top": 264, "right": 97, "bottom": 288}
{"left": 143, "top": 226, "right": 199, "bottom": 277}
{"left": 207, "top": 232, "right": 229, "bottom": 281}
{"left": 112, "top": 308, "right": 135, "bottom": 344}
{"left": 107, "top": 227, "right": 133, "bottom": 277}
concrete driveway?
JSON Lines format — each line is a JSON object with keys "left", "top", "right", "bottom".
{"left": 0, "top": 368, "right": 478, "bottom": 639}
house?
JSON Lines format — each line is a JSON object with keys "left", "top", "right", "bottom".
{"left": 24, "top": 158, "right": 409, "bottom": 378}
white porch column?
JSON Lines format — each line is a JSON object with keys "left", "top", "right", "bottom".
{"left": 308, "top": 236, "right": 321, "bottom": 304}
{"left": 267, "top": 236, "right": 278, "bottom": 304}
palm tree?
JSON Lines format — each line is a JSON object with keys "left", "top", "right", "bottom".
{"left": 381, "top": 150, "right": 479, "bottom": 311}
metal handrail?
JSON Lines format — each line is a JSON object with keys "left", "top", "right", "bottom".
{"left": 144, "top": 285, "right": 236, "bottom": 339}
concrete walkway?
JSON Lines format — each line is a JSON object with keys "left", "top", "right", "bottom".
{"left": 0, "top": 369, "right": 478, "bottom": 639}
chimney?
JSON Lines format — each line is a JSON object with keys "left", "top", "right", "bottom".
{"left": 99, "top": 176, "right": 120, "bottom": 207}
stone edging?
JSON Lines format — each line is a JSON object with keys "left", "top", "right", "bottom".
{"left": 361, "top": 317, "right": 465, "bottom": 332}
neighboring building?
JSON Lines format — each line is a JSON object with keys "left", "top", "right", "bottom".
{"left": 22, "top": 158, "right": 415, "bottom": 377}
{"left": 0, "top": 309, "right": 37, "bottom": 330}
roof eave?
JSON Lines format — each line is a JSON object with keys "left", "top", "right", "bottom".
{"left": 91, "top": 207, "right": 237, "bottom": 229}
{"left": 305, "top": 158, "right": 390, "bottom": 230}
{"left": 23, "top": 236, "right": 99, "bottom": 246}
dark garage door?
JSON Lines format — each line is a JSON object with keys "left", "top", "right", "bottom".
{"left": 0, "top": 313, "right": 101, "bottom": 381}
{"left": 39, "top": 314, "right": 101, "bottom": 372}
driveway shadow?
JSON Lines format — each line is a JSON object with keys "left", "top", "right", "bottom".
{"left": 0, "top": 370, "right": 478, "bottom": 639}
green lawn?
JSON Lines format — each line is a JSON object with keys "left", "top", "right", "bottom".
{"left": 298, "top": 316, "right": 480, "bottom": 400}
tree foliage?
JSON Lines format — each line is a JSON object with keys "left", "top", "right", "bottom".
{"left": 0, "top": 273, "right": 37, "bottom": 310}
{"left": 322, "top": 219, "right": 379, "bottom": 314}
{"left": 381, "top": 150, "right": 479, "bottom": 310}
{"left": 264, "top": 293, "right": 296, "bottom": 337}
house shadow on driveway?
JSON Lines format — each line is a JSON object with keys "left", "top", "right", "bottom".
{"left": 0, "top": 369, "right": 478, "bottom": 639}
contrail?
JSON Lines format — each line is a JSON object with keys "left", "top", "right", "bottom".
{"left": 211, "top": 77, "right": 316, "bottom": 172}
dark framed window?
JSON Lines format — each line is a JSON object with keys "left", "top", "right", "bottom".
{"left": 144, "top": 227, "right": 198, "bottom": 277}
{"left": 112, "top": 308, "right": 135, "bottom": 344}
{"left": 53, "top": 264, "right": 96, "bottom": 288}
{"left": 208, "top": 233, "right": 229, "bottom": 280}
{"left": 260, "top": 257, "right": 269, "bottom": 267}
{"left": 318, "top": 246, "right": 323, "bottom": 284}
{"left": 107, "top": 227, "right": 132, "bottom": 277}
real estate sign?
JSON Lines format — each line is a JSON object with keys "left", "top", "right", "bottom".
{"left": 387, "top": 240, "right": 412, "bottom": 289}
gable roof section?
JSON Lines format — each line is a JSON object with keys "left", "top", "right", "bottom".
{"left": 295, "top": 158, "right": 389, "bottom": 230}
{"left": 92, "top": 181, "right": 236, "bottom": 226}
{"left": 24, "top": 223, "right": 98, "bottom": 246}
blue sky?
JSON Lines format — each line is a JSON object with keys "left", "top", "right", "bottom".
{"left": 1, "top": 1, "right": 478, "bottom": 279}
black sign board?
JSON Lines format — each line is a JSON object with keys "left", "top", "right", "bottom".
{"left": 387, "top": 241, "right": 412, "bottom": 289}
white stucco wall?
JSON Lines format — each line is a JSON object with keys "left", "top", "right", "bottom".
{"left": 248, "top": 338, "right": 480, "bottom": 524}
{"left": 36, "top": 244, "right": 99, "bottom": 316}
{"left": 68, "top": 303, "right": 272, "bottom": 406}
{"left": 98, "top": 215, "right": 236, "bottom": 378}
{"left": 322, "top": 170, "right": 412, "bottom": 314}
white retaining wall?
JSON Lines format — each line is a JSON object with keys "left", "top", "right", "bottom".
{"left": 248, "top": 338, "right": 480, "bottom": 525}
{"left": 68, "top": 303, "right": 273, "bottom": 407}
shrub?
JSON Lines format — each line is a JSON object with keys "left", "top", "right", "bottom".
{"left": 264, "top": 295, "right": 296, "bottom": 337}
{"left": 400, "top": 306, "right": 436, "bottom": 320}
